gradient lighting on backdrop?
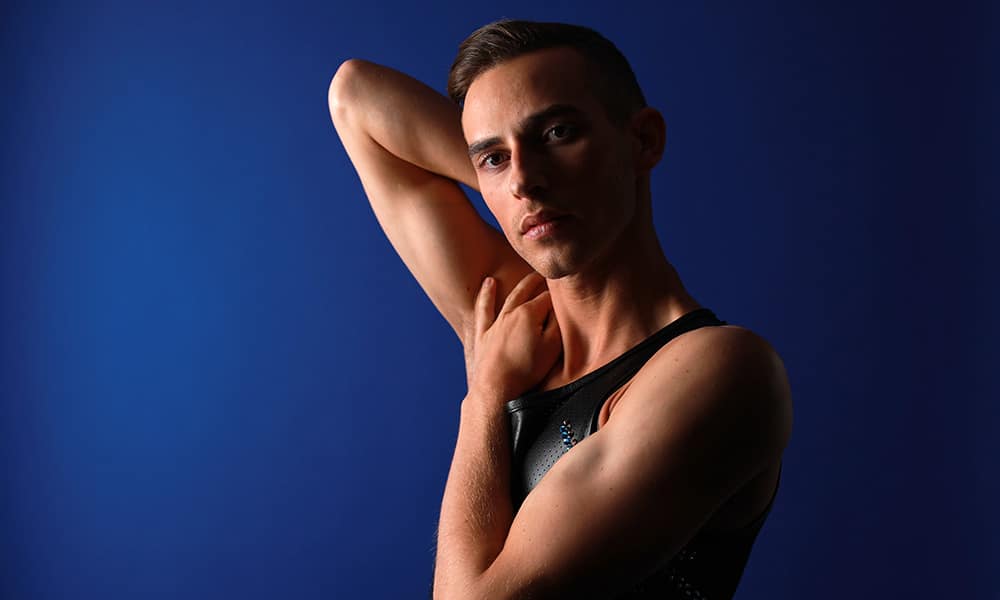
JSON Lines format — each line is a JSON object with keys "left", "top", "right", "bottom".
{"left": 1, "top": 2, "right": 995, "bottom": 599}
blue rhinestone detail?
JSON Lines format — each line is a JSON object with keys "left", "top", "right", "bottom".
{"left": 559, "top": 420, "right": 578, "bottom": 449}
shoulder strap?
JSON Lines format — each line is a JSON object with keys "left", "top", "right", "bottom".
{"left": 582, "top": 308, "right": 726, "bottom": 433}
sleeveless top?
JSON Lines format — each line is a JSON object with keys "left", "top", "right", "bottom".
{"left": 504, "top": 308, "right": 779, "bottom": 599}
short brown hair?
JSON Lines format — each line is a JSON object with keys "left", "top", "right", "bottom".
{"left": 448, "top": 20, "right": 647, "bottom": 124}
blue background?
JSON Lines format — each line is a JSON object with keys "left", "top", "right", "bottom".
{"left": 2, "top": 1, "right": 996, "bottom": 598}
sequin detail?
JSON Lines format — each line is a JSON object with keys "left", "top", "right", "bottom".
{"left": 559, "top": 420, "right": 578, "bottom": 450}
{"left": 666, "top": 562, "right": 707, "bottom": 600}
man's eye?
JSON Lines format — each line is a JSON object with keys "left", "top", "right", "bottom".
{"left": 545, "top": 125, "right": 575, "bottom": 141}
{"left": 481, "top": 152, "right": 507, "bottom": 168}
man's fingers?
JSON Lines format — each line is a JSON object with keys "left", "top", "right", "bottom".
{"left": 523, "top": 288, "right": 554, "bottom": 320}
{"left": 474, "top": 276, "right": 497, "bottom": 334}
{"left": 500, "top": 271, "right": 546, "bottom": 316}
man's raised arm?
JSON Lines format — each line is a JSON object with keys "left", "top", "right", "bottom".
{"left": 328, "top": 60, "right": 532, "bottom": 342}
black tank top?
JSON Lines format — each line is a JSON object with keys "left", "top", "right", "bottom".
{"left": 504, "top": 308, "right": 779, "bottom": 599}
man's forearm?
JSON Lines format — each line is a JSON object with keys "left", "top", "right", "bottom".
{"left": 434, "top": 392, "right": 514, "bottom": 598}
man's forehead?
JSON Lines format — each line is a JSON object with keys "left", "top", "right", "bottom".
{"left": 461, "top": 47, "right": 596, "bottom": 136}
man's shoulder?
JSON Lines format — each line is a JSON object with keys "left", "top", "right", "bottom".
{"left": 577, "top": 321, "right": 791, "bottom": 540}
{"left": 615, "top": 323, "right": 792, "bottom": 454}
{"left": 645, "top": 323, "right": 787, "bottom": 389}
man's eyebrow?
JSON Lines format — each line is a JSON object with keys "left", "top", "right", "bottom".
{"left": 466, "top": 104, "right": 586, "bottom": 158}
{"left": 467, "top": 136, "right": 502, "bottom": 159}
{"left": 521, "top": 104, "right": 586, "bottom": 130}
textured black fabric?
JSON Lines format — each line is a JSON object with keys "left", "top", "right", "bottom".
{"left": 504, "top": 308, "right": 779, "bottom": 599}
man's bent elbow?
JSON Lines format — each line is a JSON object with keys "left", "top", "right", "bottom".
{"left": 327, "top": 58, "right": 370, "bottom": 125}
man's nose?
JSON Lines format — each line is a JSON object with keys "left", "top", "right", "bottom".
{"left": 508, "top": 146, "right": 547, "bottom": 200}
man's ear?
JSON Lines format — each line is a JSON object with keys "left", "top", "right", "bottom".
{"left": 630, "top": 107, "right": 666, "bottom": 172}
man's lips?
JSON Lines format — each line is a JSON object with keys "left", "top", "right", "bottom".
{"left": 519, "top": 210, "right": 568, "bottom": 235}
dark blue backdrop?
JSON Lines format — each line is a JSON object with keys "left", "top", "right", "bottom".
{"left": 2, "top": 1, "right": 996, "bottom": 598}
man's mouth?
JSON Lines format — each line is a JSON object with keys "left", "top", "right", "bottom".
{"left": 520, "top": 210, "right": 570, "bottom": 240}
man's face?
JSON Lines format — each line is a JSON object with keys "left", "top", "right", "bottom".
{"left": 462, "top": 47, "right": 641, "bottom": 279}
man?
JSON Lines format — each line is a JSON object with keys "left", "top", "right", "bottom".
{"left": 328, "top": 20, "right": 792, "bottom": 599}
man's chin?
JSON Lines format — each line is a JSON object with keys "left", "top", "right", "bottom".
{"left": 523, "top": 253, "right": 584, "bottom": 281}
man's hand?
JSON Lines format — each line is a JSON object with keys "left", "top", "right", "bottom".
{"left": 463, "top": 272, "right": 562, "bottom": 402}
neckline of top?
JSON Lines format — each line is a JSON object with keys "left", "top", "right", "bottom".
{"left": 505, "top": 307, "right": 720, "bottom": 409}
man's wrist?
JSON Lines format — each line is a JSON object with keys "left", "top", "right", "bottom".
{"left": 463, "top": 385, "right": 510, "bottom": 412}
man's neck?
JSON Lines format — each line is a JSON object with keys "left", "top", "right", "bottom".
{"left": 542, "top": 225, "right": 700, "bottom": 389}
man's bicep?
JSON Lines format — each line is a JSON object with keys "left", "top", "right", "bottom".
{"left": 480, "top": 426, "right": 730, "bottom": 598}
{"left": 344, "top": 134, "right": 531, "bottom": 341}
